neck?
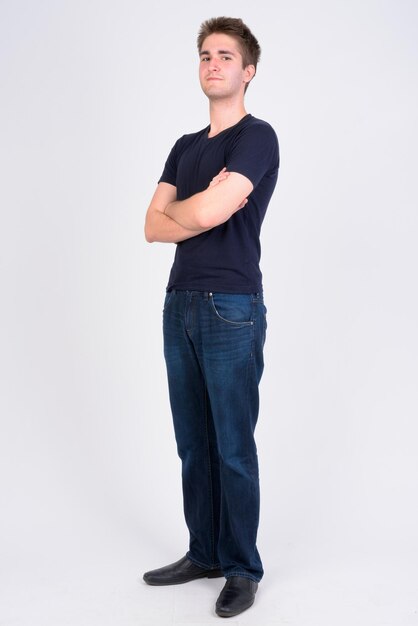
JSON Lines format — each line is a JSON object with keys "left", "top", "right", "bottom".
{"left": 207, "top": 97, "right": 248, "bottom": 138}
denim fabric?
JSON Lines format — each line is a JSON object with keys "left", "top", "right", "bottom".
{"left": 163, "top": 290, "right": 267, "bottom": 582}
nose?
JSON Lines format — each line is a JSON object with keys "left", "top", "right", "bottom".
{"left": 208, "top": 57, "right": 220, "bottom": 72}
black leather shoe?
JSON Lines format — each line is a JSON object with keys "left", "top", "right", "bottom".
{"left": 215, "top": 576, "right": 258, "bottom": 617}
{"left": 143, "top": 555, "right": 223, "bottom": 586}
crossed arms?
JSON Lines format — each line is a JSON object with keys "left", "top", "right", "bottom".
{"left": 144, "top": 168, "right": 254, "bottom": 244}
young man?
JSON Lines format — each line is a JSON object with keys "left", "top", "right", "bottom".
{"left": 143, "top": 17, "right": 279, "bottom": 618}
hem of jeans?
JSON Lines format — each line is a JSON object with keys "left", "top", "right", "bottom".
{"left": 224, "top": 571, "right": 262, "bottom": 583}
{"left": 186, "top": 552, "right": 221, "bottom": 571}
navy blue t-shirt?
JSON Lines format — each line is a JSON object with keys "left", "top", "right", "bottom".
{"left": 159, "top": 113, "right": 279, "bottom": 293}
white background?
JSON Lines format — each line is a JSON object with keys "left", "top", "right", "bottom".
{"left": 1, "top": 1, "right": 417, "bottom": 624}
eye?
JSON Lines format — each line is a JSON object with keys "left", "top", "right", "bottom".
{"left": 200, "top": 56, "right": 210, "bottom": 62}
{"left": 222, "top": 56, "right": 232, "bottom": 61}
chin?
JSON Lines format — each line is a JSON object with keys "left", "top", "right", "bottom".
{"left": 204, "top": 85, "right": 227, "bottom": 96}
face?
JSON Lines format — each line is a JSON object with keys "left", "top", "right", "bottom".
{"left": 198, "top": 32, "right": 254, "bottom": 100}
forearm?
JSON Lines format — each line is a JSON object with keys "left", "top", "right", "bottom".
{"left": 165, "top": 194, "right": 208, "bottom": 231}
{"left": 145, "top": 169, "right": 251, "bottom": 240}
{"left": 164, "top": 173, "right": 252, "bottom": 230}
{"left": 145, "top": 208, "right": 209, "bottom": 243}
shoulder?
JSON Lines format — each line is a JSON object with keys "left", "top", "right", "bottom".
{"left": 228, "top": 115, "right": 279, "bottom": 165}
{"left": 238, "top": 115, "right": 278, "bottom": 144}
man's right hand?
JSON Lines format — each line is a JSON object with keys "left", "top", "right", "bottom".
{"left": 208, "top": 167, "right": 248, "bottom": 209}
{"left": 209, "top": 166, "right": 230, "bottom": 187}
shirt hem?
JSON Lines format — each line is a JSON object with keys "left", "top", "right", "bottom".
{"left": 166, "top": 283, "right": 263, "bottom": 294}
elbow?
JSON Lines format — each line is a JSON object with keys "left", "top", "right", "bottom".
{"left": 144, "top": 224, "right": 155, "bottom": 243}
{"left": 195, "top": 213, "right": 223, "bottom": 230}
{"left": 193, "top": 196, "right": 233, "bottom": 230}
{"left": 193, "top": 208, "right": 218, "bottom": 230}
{"left": 184, "top": 193, "right": 216, "bottom": 230}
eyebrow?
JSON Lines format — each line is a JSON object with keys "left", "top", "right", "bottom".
{"left": 199, "top": 49, "right": 237, "bottom": 57}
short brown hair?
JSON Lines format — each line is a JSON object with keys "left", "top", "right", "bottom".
{"left": 197, "top": 17, "right": 261, "bottom": 92}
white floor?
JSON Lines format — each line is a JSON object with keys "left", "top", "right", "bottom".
{"left": 2, "top": 516, "right": 417, "bottom": 626}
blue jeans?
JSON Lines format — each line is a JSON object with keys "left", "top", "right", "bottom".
{"left": 163, "top": 290, "right": 267, "bottom": 582}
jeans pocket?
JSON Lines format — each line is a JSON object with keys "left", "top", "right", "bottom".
{"left": 209, "top": 292, "right": 254, "bottom": 326}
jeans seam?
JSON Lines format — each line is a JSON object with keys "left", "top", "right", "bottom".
{"left": 250, "top": 301, "right": 256, "bottom": 362}
{"left": 204, "top": 385, "right": 216, "bottom": 566}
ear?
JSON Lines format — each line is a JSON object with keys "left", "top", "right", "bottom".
{"left": 243, "top": 64, "right": 256, "bottom": 85}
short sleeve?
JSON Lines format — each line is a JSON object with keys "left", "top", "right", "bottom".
{"left": 158, "top": 139, "right": 179, "bottom": 186}
{"left": 226, "top": 122, "right": 279, "bottom": 188}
